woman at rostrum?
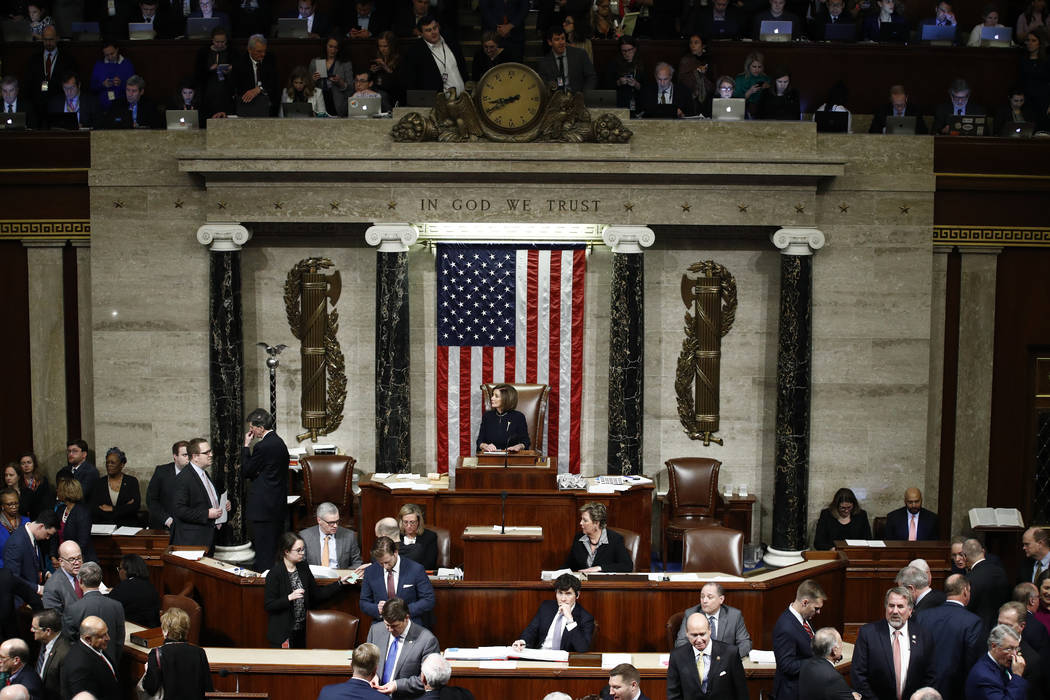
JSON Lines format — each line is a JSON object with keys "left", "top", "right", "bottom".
{"left": 476, "top": 383, "right": 530, "bottom": 453}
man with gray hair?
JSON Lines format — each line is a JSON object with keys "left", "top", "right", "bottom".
{"left": 909, "top": 689, "right": 942, "bottom": 700}
{"left": 641, "top": 62, "right": 693, "bottom": 119}
{"left": 896, "top": 562, "right": 944, "bottom": 617}
{"left": 242, "top": 407, "right": 289, "bottom": 572}
{"left": 419, "top": 652, "right": 475, "bottom": 699}
{"left": 376, "top": 517, "right": 400, "bottom": 540}
{"left": 799, "top": 627, "right": 860, "bottom": 700}
{"left": 997, "top": 601, "right": 1049, "bottom": 698}
{"left": 0, "top": 685, "right": 29, "bottom": 700}
{"left": 963, "top": 538, "right": 1012, "bottom": 636}
{"left": 234, "top": 34, "right": 279, "bottom": 116}
{"left": 852, "top": 587, "right": 937, "bottom": 700}
{"left": 1013, "top": 581, "right": 1050, "bottom": 654}
{"left": 964, "top": 624, "right": 1027, "bottom": 698}
{"left": 62, "top": 562, "right": 125, "bottom": 664}
{"left": 917, "top": 573, "right": 983, "bottom": 700}
{"left": 541, "top": 694, "right": 572, "bottom": 700}
{"left": 105, "top": 73, "right": 161, "bottom": 128}
{"left": 300, "top": 502, "right": 364, "bottom": 570}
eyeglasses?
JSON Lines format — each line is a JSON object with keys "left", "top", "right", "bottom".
{"left": 200, "top": 449, "right": 213, "bottom": 455}
{"left": 290, "top": 547, "right": 306, "bottom": 553}
{"left": 1, "top": 502, "right": 18, "bottom": 508}
{"left": 320, "top": 519, "right": 340, "bottom": 526}
{"left": 62, "top": 556, "right": 83, "bottom": 563}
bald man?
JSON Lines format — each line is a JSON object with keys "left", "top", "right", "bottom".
{"left": 667, "top": 613, "right": 748, "bottom": 700}
{"left": 60, "top": 616, "right": 119, "bottom": 700}
{"left": 884, "top": 488, "right": 939, "bottom": 541}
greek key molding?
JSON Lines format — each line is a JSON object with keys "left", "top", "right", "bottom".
{"left": 933, "top": 226, "right": 1050, "bottom": 247}
{"left": 0, "top": 220, "right": 90, "bottom": 241}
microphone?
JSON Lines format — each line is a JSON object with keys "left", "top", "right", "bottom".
{"left": 217, "top": 669, "right": 239, "bottom": 693}
{"left": 500, "top": 490, "right": 508, "bottom": 534}
{"left": 503, "top": 416, "right": 510, "bottom": 469}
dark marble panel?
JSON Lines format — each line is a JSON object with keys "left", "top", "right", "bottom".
{"left": 772, "top": 254, "right": 813, "bottom": 553}
{"left": 607, "top": 253, "right": 644, "bottom": 475}
{"left": 375, "top": 251, "right": 410, "bottom": 474}
{"left": 209, "top": 251, "right": 246, "bottom": 544}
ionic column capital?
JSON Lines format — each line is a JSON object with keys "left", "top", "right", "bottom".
{"left": 602, "top": 226, "right": 655, "bottom": 254}
{"left": 365, "top": 224, "right": 419, "bottom": 253}
{"left": 772, "top": 228, "right": 825, "bottom": 256}
{"left": 197, "top": 224, "right": 251, "bottom": 252}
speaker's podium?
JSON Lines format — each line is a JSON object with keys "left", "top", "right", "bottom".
{"left": 455, "top": 451, "right": 557, "bottom": 490}
{"left": 462, "top": 525, "right": 544, "bottom": 581}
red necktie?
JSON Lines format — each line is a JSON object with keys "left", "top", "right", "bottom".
{"left": 73, "top": 577, "right": 83, "bottom": 598}
{"left": 802, "top": 620, "right": 814, "bottom": 639}
{"left": 386, "top": 570, "right": 395, "bottom": 599}
{"left": 45, "top": 54, "right": 54, "bottom": 78}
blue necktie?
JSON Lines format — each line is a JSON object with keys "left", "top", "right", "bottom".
{"left": 382, "top": 636, "right": 400, "bottom": 684}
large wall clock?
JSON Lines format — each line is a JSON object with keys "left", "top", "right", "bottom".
{"left": 473, "top": 62, "right": 549, "bottom": 141}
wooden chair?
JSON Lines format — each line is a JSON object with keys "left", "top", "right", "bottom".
{"left": 301, "top": 454, "right": 357, "bottom": 527}
{"left": 872, "top": 516, "right": 887, "bottom": 540}
{"left": 662, "top": 457, "right": 722, "bottom": 570}
{"left": 609, "top": 526, "right": 641, "bottom": 572}
{"left": 430, "top": 526, "right": 452, "bottom": 569}
{"left": 480, "top": 383, "right": 551, "bottom": 452}
{"left": 666, "top": 611, "right": 685, "bottom": 651}
{"left": 305, "top": 609, "right": 359, "bottom": 649}
{"left": 162, "top": 593, "right": 202, "bottom": 645}
{"left": 681, "top": 526, "right": 744, "bottom": 576}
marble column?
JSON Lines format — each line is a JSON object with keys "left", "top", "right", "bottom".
{"left": 197, "top": 224, "right": 251, "bottom": 553}
{"left": 73, "top": 240, "right": 95, "bottom": 449}
{"left": 366, "top": 224, "right": 418, "bottom": 473}
{"left": 23, "top": 241, "right": 68, "bottom": 474}
{"left": 603, "top": 226, "right": 655, "bottom": 475}
{"left": 925, "top": 246, "right": 952, "bottom": 518}
{"left": 766, "top": 228, "right": 825, "bottom": 568}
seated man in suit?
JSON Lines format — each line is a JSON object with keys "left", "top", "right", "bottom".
{"left": 809, "top": 0, "right": 855, "bottom": 40}
{"left": 933, "top": 78, "right": 986, "bottom": 134}
{"left": 279, "top": 0, "right": 332, "bottom": 38}
{"left": 366, "top": 598, "right": 440, "bottom": 699}
{"left": 420, "top": 652, "right": 475, "bottom": 700}
{"left": 600, "top": 663, "right": 652, "bottom": 700}
{"left": 896, "top": 562, "right": 945, "bottom": 618}
{"left": 668, "top": 612, "right": 748, "bottom": 700}
{"left": 537, "top": 24, "right": 597, "bottom": 93}
{"left": 32, "top": 609, "right": 70, "bottom": 700}
{"left": 186, "top": 0, "right": 231, "bottom": 32}
{"left": 964, "top": 624, "right": 1027, "bottom": 699}
{"left": 128, "top": 0, "right": 179, "bottom": 39}
{"left": 3, "top": 510, "right": 58, "bottom": 597}
{"left": 48, "top": 72, "right": 100, "bottom": 129}
{"left": 884, "top": 488, "right": 939, "bottom": 540}
{"left": 317, "top": 642, "right": 388, "bottom": 700}
{"left": 675, "top": 582, "right": 753, "bottom": 657}
{"left": 640, "top": 63, "right": 693, "bottom": 119}
{"left": 59, "top": 616, "right": 119, "bottom": 700}
{"left": 773, "top": 579, "right": 827, "bottom": 700}
{"left": 43, "top": 540, "right": 83, "bottom": 612}
{"left": 1, "top": 76, "right": 39, "bottom": 128}
{"left": 0, "top": 638, "right": 42, "bottom": 698}
{"left": 693, "top": 0, "right": 745, "bottom": 40}
{"left": 851, "top": 587, "right": 937, "bottom": 700}
{"left": 752, "top": 0, "right": 803, "bottom": 39}
{"left": 360, "top": 536, "right": 435, "bottom": 627}
{"left": 869, "top": 84, "right": 929, "bottom": 134}
{"left": 512, "top": 573, "right": 595, "bottom": 653}
{"left": 106, "top": 74, "right": 162, "bottom": 129}
{"left": 344, "top": 0, "right": 391, "bottom": 39}
{"left": 799, "top": 627, "right": 860, "bottom": 700}
{"left": 299, "top": 502, "right": 364, "bottom": 571}
{"left": 146, "top": 440, "right": 190, "bottom": 530}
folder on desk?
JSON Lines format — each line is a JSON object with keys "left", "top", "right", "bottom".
{"left": 91, "top": 524, "right": 117, "bottom": 535}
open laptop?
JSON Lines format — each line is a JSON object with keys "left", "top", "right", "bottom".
{"left": 584, "top": 90, "right": 618, "bottom": 108}
{"left": 282, "top": 102, "right": 314, "bottom": 118}
{"left": 405, "top": 90, "right": 438, "bottom": 108}
{"left": 276, "top": 18, "right": 308, "bottom": 38}
{"left": 127, "top": 22, "right": 156, "bottom": 39}
{"left": 166, "top": 109, "right": 199, "bottom": 129}
{"left": 759, "top": 20, "right": 792, "bottom": 41}
{"left": 885, "top": 115, "right": 918, "bottom": 134}
{"left": 712, "top": 98, "right": 745, "bottom": 121}
{"left": 347, "top": 94, "right": 382, "bottom": 118}
{"left": 878, "top": 22, "right": 908, "bottom": 42}
{"left": 823, "top": 22, "right": 856, "bottom": 41}
{"left": 71, "top": 21, "right": 102, "bottom": 40}
{"left": 1000, "top": 121, "right": 1034, "bottom": 137}
{"left": 186, "top": 16, "right": 221, "bottom": 39}
{"left": 98, "top": 109, "right": 134, "bottom": 129}
{"left": 920, "top": 23, "right": 956, "bottom": 43}
{"left": 949, "top": 114, "right": 989, "bottom": 136}
{"left": 815, "top": 110, "right": 848, "bottom": 133}
{"left": 980, "top": 25, "right": 1011, "bottom": 46}
{"left": 1, "top": 20, "right": 32, "bottom": 42}
{"left": 0, "top": 113, "right": 27, "bottom": 130}
{"left": 48, "top": 112, "right": 80, "bottom": 130}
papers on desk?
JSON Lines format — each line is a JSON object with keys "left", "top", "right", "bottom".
{"left": 113, "top": 526, "right": 142, "bottom": 536}
{"left": 480, "top": 660, "right": 517, "bottom": 669}
{"left": 513, "top": 648, "right": 569, "bottom": 662}
{"left": 749, "top": 650, "right": 776, "bottom": 664}
{"left": 844, "top": 540, "right": 887, "bottom": 547}
{"left": 587, "top": 484, "right": 617, "bottom": 494}
{"left": 436, "top": 567, "right": 463, "bottom": 579}
{"left": 389, "top": 482, "right": 434, "bottom": 491}
{"left": 171, "top": 550, "right": 207, "bottom": 561}
{"left": 445, "top": 647, "right": 512, "bottom": 661}
{"left": 490, "top": 526, "right": 542, "bottom": 533}
{"left": 645, "top": 572, "right": 745, "bottom": 582}
{"left": 90, "top": 525, "right": 117, "bottom": 535}
{"left": 540, "top": 569, "right": 575, "bottom": 581}
{"left": 310, "top": 565, "right": 341, "bottom": 579}
{"left": 602, "top": 653, "right": 633, "bottom": 668}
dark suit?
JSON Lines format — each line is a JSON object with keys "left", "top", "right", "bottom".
{"left": 1025, "top": 610, "right": 1050, "bottom": 655}
{"left": 186, "top": 9, "right": 231, "bottom": 32}
{"left": 88, "top": 473, "right": 140, "bottom": 526}
{"left": 146, "top": 462, "right": 181, "bottom": 529}
{"left": 243, "top": 430, "right": 289, "bottom": 572}
{"left": 366, "top": 620, "right": 441, "bottom": 699}
{"left": 3, "top": 525, "right": 45, "bottom": 595}
{"left": 752, "top": 9, "right": 802, "bottom": 39}
{"left": 912, "top": 589, "right": 947, "bottom": 619}
{"left": 51, "top": 504, "right": 97, "bottom": 565}
{"left": 968, "top": 558, "right": 1013, "bottom": 636}
{"left": 398, "top": 528, "right": 438, "bottom": 571}
{"left": 39, "top": 634, "right": 71, "bottom": 700}
{"left": 59, "top": 640, "right": 120, "bottom": 700}
{"left": 693, "top": 5, "right": 745, "bottom": 39}
{"left": 667, "top": 639, "right": 749, "bottom": 700}
{"left": 851, "top": 621, "right": 937, "bottom": 700}
{"left": 318, "top": 677, "right": 389, "bottom": 700}
{"left": 640, "top": 81, "right": 695, "bottom": 118}
{"left": 675, "top": 604, "right": 753, "bottom": 656}
{"left": 359, "top": 555, "right": 435, "bottom": 625}
{"left": 46, "top": 91, "right": 100, "bottom": 129}
{"left": 300, "top": 525, "right": 363, "bottom": 570}
{"left": 403, "top": 36, "right": 469, "bottom": 92}
{"left": 808, "top": 8, "right": 855, "bottom": 40}
{"left": 63, "top": 590, "right": 125, "bottom": 665}
{"left": 0, "top": 567, "right": 42, "bottom": 639}
{"left": 69, "top": 461, "right": 99, "bottom": 503}
{"left": 338, "top": 7, "right": 391, "bottom": 37}
{"left": 126, "top": 8, "right": 181, "bottom": 39}
{"left": 965, "top": 652, "right": 1027, "bottom": 700}
{"left": 21, "top": 48, "right": 79, "bottom": 114}
{"left": 933, "top": 100, "right": 988, "bottom": 134}
{"left": 598, "top": 689, "right": 650, "bottom": 700}
{"left": 869, "top": 102, "right": 930, "bottom": 134}
{"left": 232, "top": 52, "right": 280, "bottom": 116}
{"left": 883, "top": 507, "right": 939, "bottom": 540}
{"left": 8, "top": 667, "right": 43, "bottom": 698}
{"left": 105, "top": 95, "right": 163, "bottom": 129}
{"left": 109, "top": 575, "right": 161, "bottom": 628}
{"left": 800, "top": 656, "right": 855, "bottom": 699}
{"left": 914, "top": 600, "right": 983, "bottom": 700}
{"left": 3, "top": 98, "right": 40, "bottom": 128}
{"left": 563, "top": 528, "right": 634, "bottom": 573}
{"left": 171, "top": 465, "right": 219, "bottom": 550}
{"left": 536, "top": 46, "right": 597, "bottom": 93}
{"left": 279, "top": 10, "right": 334, "bottom": 36}
{"left": 1019, "top": 556, "right": 1050, "bottom": 585}
{"left": 518, "top": 599, "right": 595, "bottom": 652}
{"left": 772, "top": 608, "right": 814, "bottom": 700}
{"left": 263, "top": 561, "right": 344, "bottom": 647}
{"left": 141, "top": 641, "right": 214, "bottom": 699}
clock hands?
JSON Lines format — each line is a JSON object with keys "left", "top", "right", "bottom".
{"left": 484, "top": 93, "right": 521, "bottom": 114}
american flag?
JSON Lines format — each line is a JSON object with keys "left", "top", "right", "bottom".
{"left": 436, "top": 243, "right": 587, "bottom": 474}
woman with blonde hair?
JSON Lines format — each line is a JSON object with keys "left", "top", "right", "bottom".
{"left": 398, "top": 503, "right": 438, "bottom": 570}
{"left": 140, "top": 607, "right": 214, "bottom": 699}
{"left": 281, "top": 65, "right": 326, "bottom": 116}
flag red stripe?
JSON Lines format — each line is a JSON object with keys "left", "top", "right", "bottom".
{"left": 525, "top": 250, "right": 539, "bottom": 383}
{"left": 436, "top": 345, "right": 449, "bottom": 472}
{"left": 570, "top": 249, "right": 586, "bottom": 473}
{"left": 547, "top": 251, "right": 562, "bottom": 459}
{"left": 481, "top": 347, "right": 493, "bottom": 385}
{"left": 458, "top": 349, "right": 472, "bottom": 458}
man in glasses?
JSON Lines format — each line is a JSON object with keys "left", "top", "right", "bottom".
{"left": 965, "top": 623, "right": 1027, "bottom": 699}
{"left": 299, "top": 502, "right": 363, "bottom": 571}
{"left": 43, "top": 541, "right": 83, "bottom": 612}
{"left": 171, "top": 437, "right": 230, "bottom": 552}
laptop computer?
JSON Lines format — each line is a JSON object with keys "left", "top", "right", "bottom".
{"left": 885, "top": 115, "right": 918, "bottom": 134}
{"left": 644, "top": 104, "right": 678, "bottom": 119}
{"left": 980, "top": 25, "right": 1011, "bottom": 46}
{"left": 759, "top": 20, "right": 792, "bottom": 41}
{"left": 920, "top": 23, "right": 956, "bottom": 43}
{"left": 949, "top": 114, "right": 989, "bottom": 136}
{"left": 71, "top": 21, "right": 101, "bottom": 40}
{"left": 1000, "top": 121, "right": 1034, "bottom": 137}
{"left": 347, "top": 94, "right": 382, "bottom": 118}
{"left": 1, "top": 20, "right": 32, "bottom": 42}
{"left": 406, "top": 90, "right": 438, "bottom": 108}
{"left": 712, "top": 98, "right": 745, "bottom": 121}
{"left": 48, "top": 112, "right": 80, "bottom": 130}
{"left": 823, "top": 22, "right": 856, "bottom": 41}
{"left": 98, "top": 109, "right": 134, "bottom": 129}
{"left": 815, "top": 110, "right": 849, "bottom": 133}
{"left": 166, "top": 109, "right": 199, "bottom": 129}
{"left": 282, "top": 102, "right": 314, "bottom": 118}
{"left": 0, "top": 112, "right": 27, "bottom": 130}
{"left": 584, "top": 90, "right": 618, "bottom": 108}
{"left": 127, "top": 22, "right": 156, "bottom": 39}
{"left": 186, "top": 16, "right": 221, "bottom": 39}
{"left": 878, "top": 22, "right": 908, "bottom": 42}
{"left": 276, "top": 18, "right": 308, "bottom": 38}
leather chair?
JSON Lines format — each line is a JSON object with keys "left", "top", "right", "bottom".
{"left": 666, "top": 611, "right": 685, "bottom": 651}
{"left": 162, "top": 593, "right": 203, "bottom": 645}
{"left": 681, "top": 526, "right": 744, "bottom": 576}
{"left": 662, "top": 457, "right": 722, "bottom": 570}
{"left": 306, "top": 609, "right": 359, "bottom": 649}
{"left": 301, "top": 454, "right": 357, "bottom": 527}
{"left": 872, "top": 516, "right": 887, "bottom": 540}
{"left": 430, "top": 525, "right": 452, "bottom": 569}
{"left": 480, "top": 383, "right": 551, "bottom": 452}
{"left": 609, "top": 526, "right": 640, "bottom": 572}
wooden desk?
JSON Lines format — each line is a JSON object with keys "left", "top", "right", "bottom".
{"left": 359, "top": 476, "right": 654, "bottom": 572}
{"left": 162, "top": 552, "right": 846, "bottom": 652}
{"left": 455, "top": 454, "right": 557, "bottom": 490}
{"left": 461, "top": 526, "right": 544, "bottom": 582}
{"left": 836, "top": 540, "right": 951, "bottom": 641}
{"left": 92, "top": 529, "right": 172, "bottom": 589}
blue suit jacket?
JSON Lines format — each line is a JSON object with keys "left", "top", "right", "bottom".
{"left": 3, "top": 526, "right": 42, "bottom": 592}
{"left": 851, "top": 620, "right": 936, "bottom": 700}
{"left": 915, "top": 601, "right": 983, "bottom": 699}
{"left": 318, "top": 677, "right": 388, "bottom": 700}
{"left": 773, "top": 608, "right": 814, "bottom": 700}
{"left": 519, "top": 599, "right": 595, "bottom": 652}
{"left": 964, "top": 652, "right": 1027, "bottom": 700}
{"left": 360, "top": 555, "right": 435, "bottom": 624}
{"left": 8, "top": 666, "right": 43, "bottom": 698}
{"left": 883, "top": 507, "right": 939, "bottom": 541}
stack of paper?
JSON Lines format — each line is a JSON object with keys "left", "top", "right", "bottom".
{"left": 113, "top": 526, "right": 142, "bottom": 536}
{"left": 749, "top": 650, "right": 776, "bottom": 664}
{"left": 90, "top": 524, "right": 117, "bottom": 535}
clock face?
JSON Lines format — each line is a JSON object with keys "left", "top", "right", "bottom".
{"left": 475, "top": 63, "right": 546, "bottom": 134}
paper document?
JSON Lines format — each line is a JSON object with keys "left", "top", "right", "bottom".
{"left": 509, "top": 648, "right": 569, "bottom": 662}
{"left": 647, "top": 572, "right": 703, "bottom": 582}
{"left": 112, "top": 526, "right": 142, "bottom": 536}
{"left": 867, "top": 540, "right": 886, "bottom": 547}
{"left": 445, "top": 647, "right": 510, "bottom": 661}
{"left": 749, "top": 650, "right": 776, "bottom": 664}
{"left": 310, "top": 565, "right": 341, "bottom": 579}
{"left": 602, "top": 653, "right": 632, "bottom": 668}
{"left": 216, "top": 491, "right": 229, "bottom": 524}
{"left": 286, "top": 495, "right": 299, "bottom": 505}
{"left": 171, "top": 550, "right": 207, "bottom": 560}
{"left": 587, "top": 485, "right": 616, "bottom": 494}
{"left": 540, "top": 569, "right": 574, "bottom": 580}
{"left": 90, "top": 524, "right": 117, "bottom": 535}
{"left": 480, "top": 660, "right": 517, "bottom": 669}
{"left": 659, "top": 653, "right": 670, "bottom": 667}
{"left": 844, "top": 539, "right": 869, "bottom": 546}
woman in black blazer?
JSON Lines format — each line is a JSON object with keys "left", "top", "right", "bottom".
{"left": 263, "top": 532, "right": 351, "bottom": 648}
{"left": 397, "top": 503, "right": 438, "bottom": 570}
{"left": 51, "top": 476, "right": 98, "bottom": 566}
{"left": 17, "top": 452, "right": 53, "bottom": 520}
{"left": 141, "top": 607, "right": 213, "bottom": 700}
{"left": 563, "top": 502, "right": 634, "bottom": 573}
{"left": 89, "top": 447, "right": 141, "bottom": 527}
{"left": 110, "top": 554, "right": 161, "bottom": 628}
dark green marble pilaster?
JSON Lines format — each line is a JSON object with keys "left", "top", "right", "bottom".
{"left": 375, "top": 251, "right": 410, "bottom": 473}
{"left": 607, "top": 253, "right": 644, "bottom": 475}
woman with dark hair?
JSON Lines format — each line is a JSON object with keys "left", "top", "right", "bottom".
{"left": 263, "top": 532, "right": 351, "bottom": 648}
{"left": 814, "top": 80, "right": 852, "bottom": 131}
{"left": 0, "top": 488, "right": 29, "bottom": 554}
{"left": 603, "top": 35, "right": 644, "bottom": 111}
{"left": 17, "top": 451, "right": 52, "bottom": 519}
{"left": 862, "top": 0, "right": 909, "bottom": 41}
{"left": 813, "top": 488, "right": 871, "bottom": 550}
{"left": 473, "top": 30, "right": 511, "bottom": 81}
{"left": 110, "top": 553, "right": 161, "bottom": 627}
{"left": 678, "top": 34, "right": 715, "bottom": 117}
{"left": 90, "top": 447, "right": 141, "bottom": 527}
{"left": 756, "top": 66, "right": 801, "bottom": 120}
{"left": 1035, "top": 569, "right": 1050, "bottom": 634}
{"left": 52, "top": 476, "right": 97, "bottom": 565}
{"left": 475, "top": 384, "right": 530, "bottom": 453}
{"left": 370, "top": 30, "right": 404, "bottom": 107}
{"left": 564, "top": 15, "right": 592, "bottom": 61}
{"left": 1020, "top": 28, "right": 1050, "bottom": 122}
{"left": 563, "top": 502, "right": 633, "bottom": 573}
{"left": 141, "top": 607, "right": 213, "bottom": 699}
{"left": 397, "top": 503, "right": 438, "bottom": 570}
{"left": 1017, "top": 0, "right": 1046, "bottom": 39}
{"left": 169, "top": 78, "right": 206, "bottom": 128}
{"left": 2, "top": 465, "right": 20, "bottom": 509}
{"left": 968, "top": 3, "right": 1007, "bottom": 45}
{"left": 313, "top": 36, "right": 354, "bottom": 117}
